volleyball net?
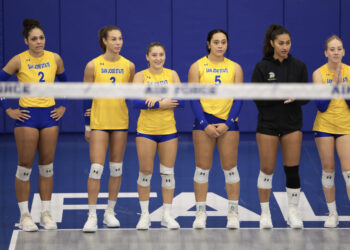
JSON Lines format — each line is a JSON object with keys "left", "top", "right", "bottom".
{"left": 1, "top": 82, "right": 350, "bottom": 99}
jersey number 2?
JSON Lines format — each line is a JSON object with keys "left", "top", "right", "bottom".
{"left": 38, "top": 72, "right": 45, "bottom": 82}
{"left": 110, "top": 77, "right": 116, "bottom": 84}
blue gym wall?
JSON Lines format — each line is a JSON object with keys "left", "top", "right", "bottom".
{"left": 0, "top": 0, "right": 349, "bottom": 133}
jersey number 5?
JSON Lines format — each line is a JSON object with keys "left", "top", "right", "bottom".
{"left": 215, "top": 75, "right": 221, "bottom": 85}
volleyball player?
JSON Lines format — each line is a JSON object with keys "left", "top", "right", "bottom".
{"left": 133, "top": 42, "right": 183, "bottom": 230}
{"left": 82, "top": 25, "right": 135, "bottom": 232}
{"left": 252, "top": 24, "right": 308, "bottom": 229}
{"left": 0, "top": 19, "right": 67, "bottom": 231}
{"left": 313, "top": 35, "right": 350, "bottom": 228}
{"left": 189, "top": 29, "right": 243, "bottom": 229}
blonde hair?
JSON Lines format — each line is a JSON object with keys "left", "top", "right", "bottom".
{"left": 325, "top": 35, "right": 343, "bottom": 50}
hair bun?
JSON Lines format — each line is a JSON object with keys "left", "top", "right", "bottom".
{"left": 23, "top": 18, "right": 41, "bottom": 29}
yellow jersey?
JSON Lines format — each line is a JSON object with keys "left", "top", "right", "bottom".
{"left": 17, "top": 50, "right": 57, "bottom": 107}
{"left": 137, "top": 68, "right": 177, "bottom": 135}
{"left": 313, "top": 63, "right": 350, "bottom": 134}
{"left": 198, "top": 56, "right": 237, "bottom": 120}
{"left": 90, "top": 55, "right": 131, "bottom": 130}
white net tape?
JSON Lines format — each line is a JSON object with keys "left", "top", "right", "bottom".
{"left": 0, "top": 82, "right": 349, "bottom": 99}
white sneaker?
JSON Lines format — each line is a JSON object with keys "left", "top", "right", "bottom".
{"left": 260, "top": 211, "right": 273, "bottom": 229}
{"left": 40, "top": 211, "right": 57, "bottom": 230}
{"left": 192, "top": 211, "right": 207, "bottom": 229}
{"left": 161, "top": 212, "right": 180, "bottom": 229}
{"left": 227, "top": 210, "right": 239, "bottom": 229}
{"left": 83, "top": 213, "right": 98, "bottom": 232}
{"left": 19, "top": 213, "right": 38, "bottom": 232}
{"left": 324, "top": 211, "right": 339, "bottom": 228}
{"left": 103, "top": 209, "right": 120, "bottom": 228}
{"left": 287, "top": 207, "right": 303, "bottom": 229}
{"left": 136, "top": 212, "right": 150, "bottom": 230}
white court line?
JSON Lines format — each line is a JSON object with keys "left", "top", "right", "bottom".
{"left": 8, "top": 230, "right": 19, "bottom": 250}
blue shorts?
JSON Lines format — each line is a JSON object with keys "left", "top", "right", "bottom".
{"left": 136, "top": 132, "right": 178, "bottom": 143}
{"left": 314, "top": 131, "right": 345, "bottom": 139}
{"left": 92, "top": 129, "right": 128, "bottom": 133}
{"left": 193, "top": 113, "right": 239, "bottom": 131}
{"left": 15, "top": 106, "right": 58, "bottom": 129}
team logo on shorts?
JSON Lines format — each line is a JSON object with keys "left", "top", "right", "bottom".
{"left": 268, "top": 72, "right": 276, "bottom": 81}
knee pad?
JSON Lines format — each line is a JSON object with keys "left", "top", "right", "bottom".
{"left": 160, "top": 164, "right": 175, "bottom": 189}
{"left": 16, "top": 165, "right": 32, "bottom": 181}
{"left": 284, "top": 165, "right": 301, "bottom": 189}
{"left": 343, "top": 170, "right": 350, "bottom": 187}
{"left": 89, "top": 163, "right": 104, "bottom": 179}
{"left": 322, "top": 170, "right": 335, "bottom": 188}
{"left": 137, "top": 172, "right": 152, "bottom": 187}
{"left": 110, "top": 162, "right": 122, "bottom": 177}
{"left": 223, "top": 166, "right": 240, "bottom": 184}
{"left": 193, "top": 166, "right": 210, "bottom": 184}
{"left": 39, "top": 163, "right": 53, "bottom": 178}
{"left": 257, "top": 170, "right": 273, "bottom": 189}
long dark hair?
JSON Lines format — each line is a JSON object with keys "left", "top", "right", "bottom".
{"left": 99, "top": 25, "right": 121, "bottom": 53}
{"left": 263, "top": 24, "right": 290, "bottom": 57}
{"left": 22, "top": 18, "right": 43, "bottom": 38}
{"left": 206, "top": 29, "right": 228, "bottom": 53}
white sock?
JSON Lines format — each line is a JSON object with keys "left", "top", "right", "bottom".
{"left": 286, "top": 188, "right": 300, "bottom": 208}
{"left": 196, "top": 202, "right": 206, "bottom": 212}
{"left": 89, "top": 204, "right": 96, "bottom": 214}
{"left": 327, "top": 201, "right": 337, "bottom": 214}
{"left": 41, "top": 200, "right": 51, "bottom": 212}
{"left": 106, "top": 200, "right": 116, "bottom": 211}
{"left": 261, "top": 202, "right": 270, "bottom": 214}
{"left": 140, "top": 201, "right": 149, "bottom": 214}
{"left": 18, "top": 201, "right": 29, "bottom": 216}
{"left": 163, "top": 203, "right": 172, "bottom": 213}
{"left": 228, "top": 200, "right": 239, "bottom": 213}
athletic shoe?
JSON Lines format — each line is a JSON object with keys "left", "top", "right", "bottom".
{"left": 40, "top": 211, "right": 57, "bottom": 230}
{"left": 260, "top": 211, "right": 273, "bottom": 229}
{"left": 161, "top": 212, "right": 180, "bottom": 229}
{"left": 19, "top": 213, "right": 39, "bottom": 232}
{"left": 83, "top": 213, "right": 98, "bottom": 232}
{"left": 324, "top": 211, "right": 339, "bottom": 228}
{"left": 136, "top": 212, "right": 150, "bottom": 230}
{"left": 192, "top": 211, "right": 207, "bottom": 229}
{"left": 103, "top": 209, "right": 120, "bottom": 228}
{"left": 226, "top": 210, "right": 239, "bottom": 229}
{"left": 287, "top": 207, "right": 303, "bottom": 229}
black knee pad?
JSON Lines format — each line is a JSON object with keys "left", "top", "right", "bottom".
{"left": 284, "top": 165, "right": 300, "bottom": 188}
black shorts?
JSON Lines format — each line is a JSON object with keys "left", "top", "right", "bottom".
{"left": 257, "top": 127, "right": 299, "bottom": 137}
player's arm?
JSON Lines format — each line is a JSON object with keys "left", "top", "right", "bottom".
{"left": 83, "top": 60, "right": 95, "bottom": 140}
{"left": 313, "top": 69, "right": 330, "bottom": 112}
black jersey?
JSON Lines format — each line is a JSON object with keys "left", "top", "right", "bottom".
{"left": 251, "top": 54, "right": 309, "bottom": 133}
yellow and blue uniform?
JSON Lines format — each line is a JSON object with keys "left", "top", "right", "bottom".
{"left": 15, "top": 50, "right": 58, "bottom": 129}
{"left": 136, "top": 68, "right": 177, "bottom": 142}
{"left": 90, "top": 55, "right": 130, "bottom": 130}
{"left": 192, "top": 56, "right": 240, "bottom": 131}
{"left": 313, "top": 63, "right": 350, "bottom": 136}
